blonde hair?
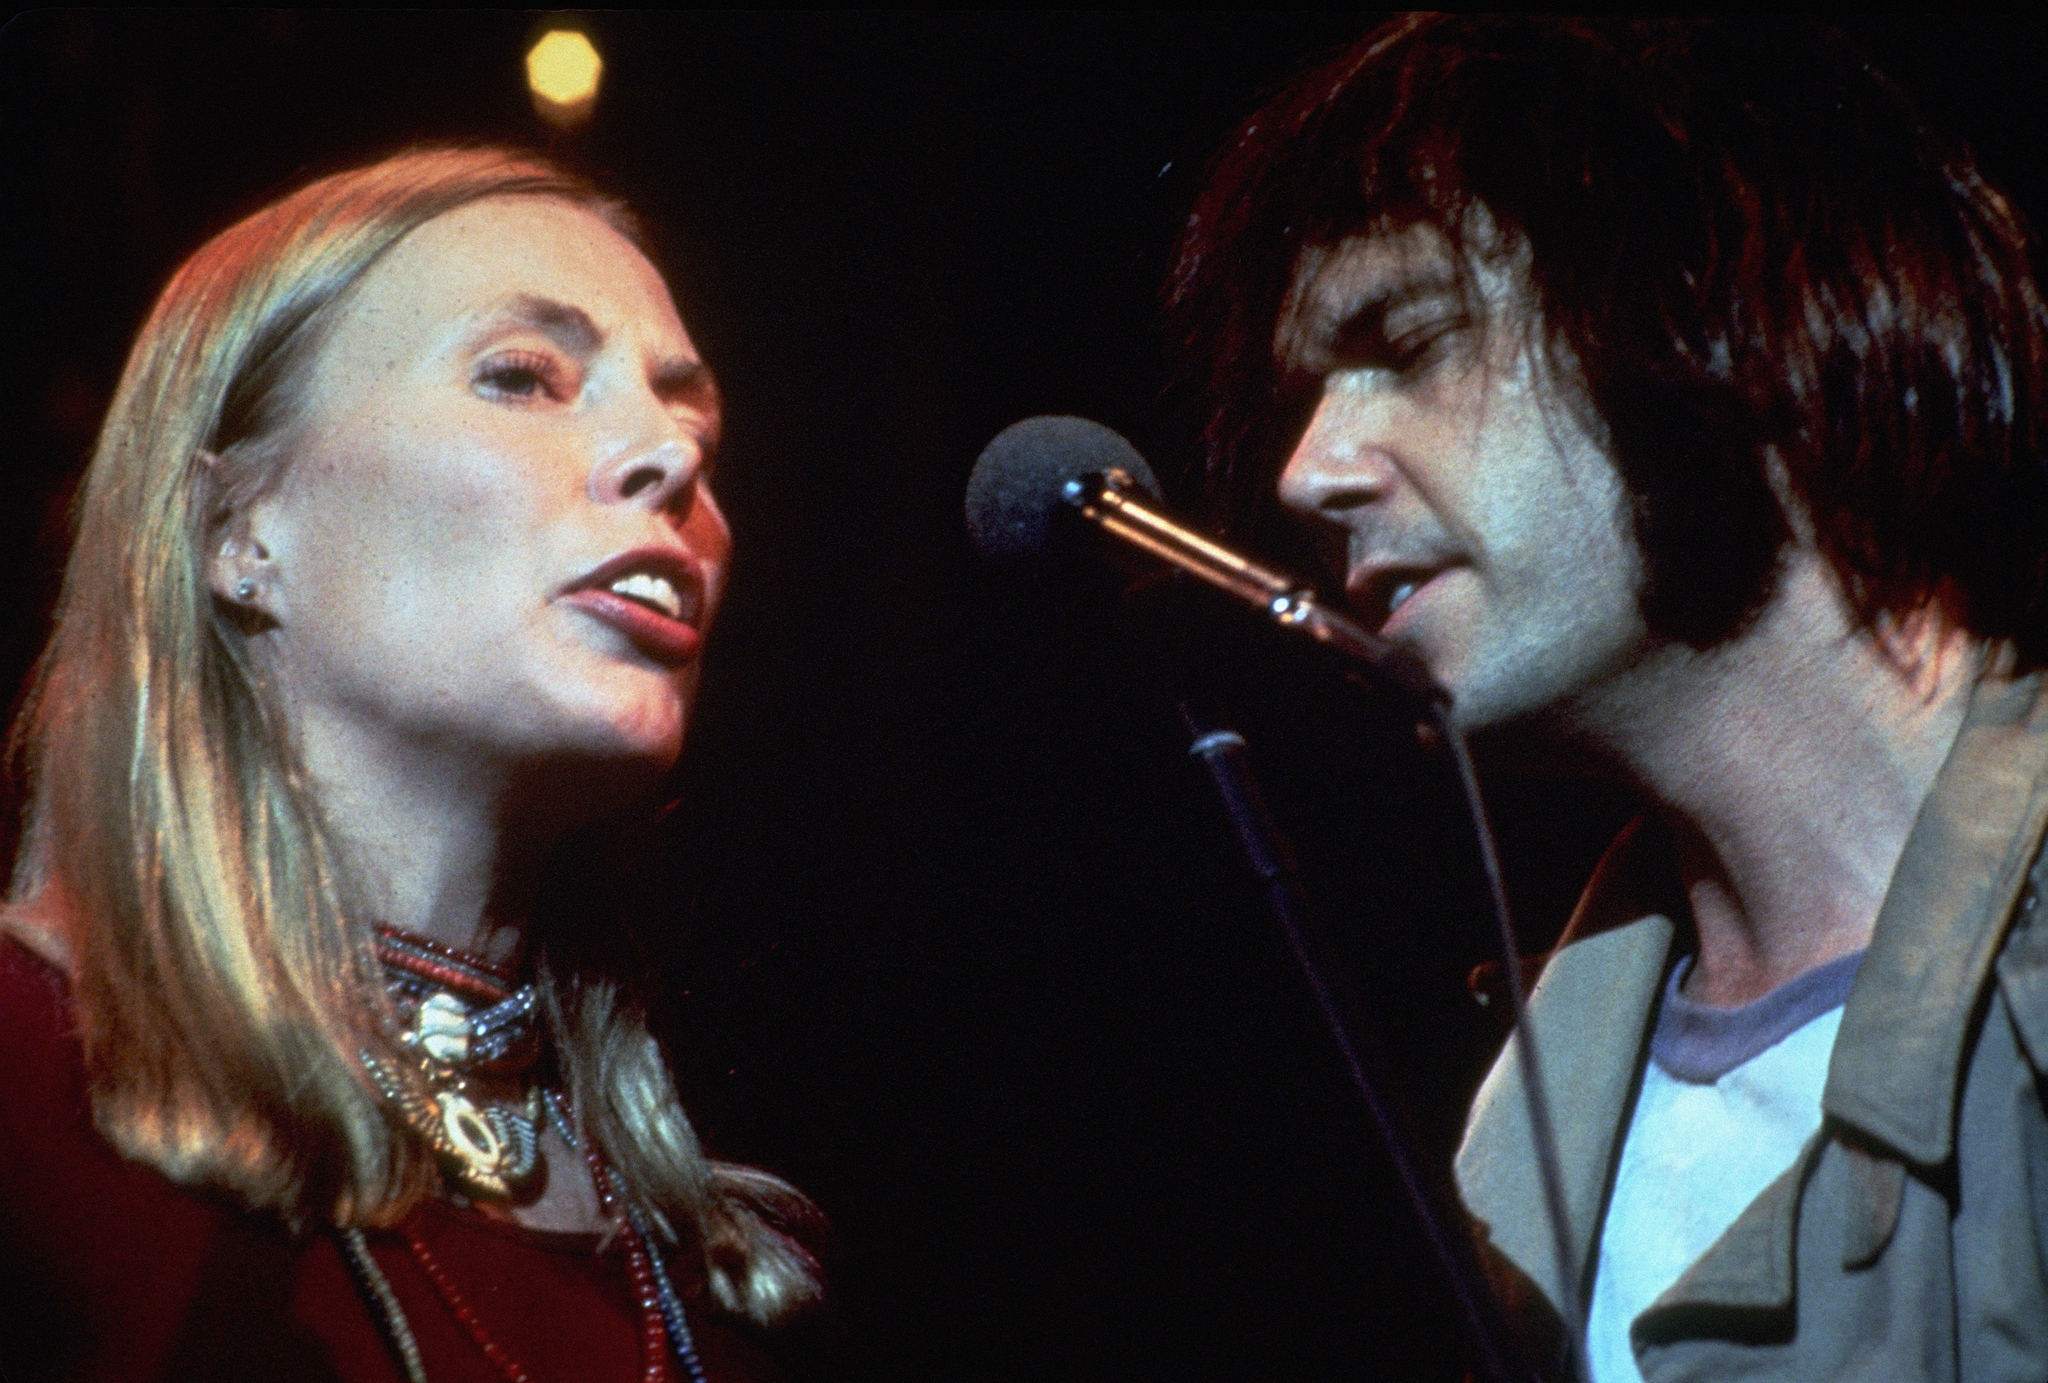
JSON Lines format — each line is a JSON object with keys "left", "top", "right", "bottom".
{"left": 5, "top": 147, "right": 823, "bottom": 1325}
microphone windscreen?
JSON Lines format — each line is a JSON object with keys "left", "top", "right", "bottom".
{"left": 965, "top": 416, "right": 1164, "bottom": 562}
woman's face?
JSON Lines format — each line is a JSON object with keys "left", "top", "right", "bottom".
{"left": 230, "top": 197, "right": 730, "bottom": 799}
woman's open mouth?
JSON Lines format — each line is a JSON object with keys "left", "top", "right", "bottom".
{"left": 560, "top": 550, "right": 705, "bottom": 666}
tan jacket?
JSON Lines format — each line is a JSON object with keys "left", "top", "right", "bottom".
{"left": 1456, "top": 672, "right": 2048, "bottom": 1381}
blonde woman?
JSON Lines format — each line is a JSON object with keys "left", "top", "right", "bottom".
{"left": 0, "top": 148, "right": 824, "bottom": 1382}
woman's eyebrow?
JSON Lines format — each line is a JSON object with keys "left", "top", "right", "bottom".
{"left": 653, "top": 358, "right": 722, "bottom": 432}
{"left": 478, "top": 293, "right": 604, "bottom": 356}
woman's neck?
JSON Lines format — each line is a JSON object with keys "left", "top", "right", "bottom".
{"left": 293, "top": 716, "right": 554, "bottom": 969}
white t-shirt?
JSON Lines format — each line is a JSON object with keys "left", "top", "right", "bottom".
{"left": 1586, "top": 950, "right": 1865, "bottom": 1383}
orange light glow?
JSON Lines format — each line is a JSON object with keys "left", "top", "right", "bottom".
{"left": 526, "top": 31, "right": 602, "bottom": 119}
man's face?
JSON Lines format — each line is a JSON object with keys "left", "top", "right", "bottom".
{"left": 1275, "top": 221, "right": 1651, "bottom": 735}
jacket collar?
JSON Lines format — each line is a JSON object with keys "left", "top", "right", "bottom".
{"left": 1453, "top": 670, "right": 2048, "bottom": 1318}
{"left": 1824, "top": 670, "right": 2048, "bottom": 1166}
{"left": 1453, "top": 817, "right": 1676, "bottom": 1320}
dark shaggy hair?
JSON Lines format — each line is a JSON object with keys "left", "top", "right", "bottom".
{"left": 1171, "top": 16, "right": 2048, "bottom": 655}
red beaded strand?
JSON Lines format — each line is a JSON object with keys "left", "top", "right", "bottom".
{"left": 588, "top": 1143, "right": 673, "bottom": 1383}
{"left": 396, "top": 1152, "right": 674, "bottom": 1383}
{"left": 402, "top": 1226, "right": 534, "bottom": 1383}
{"left": 374, "top": 923, "right": 516, "bottom": 1003}
{"left": 383, "top": 952, "right": 513, "bottom": 1003}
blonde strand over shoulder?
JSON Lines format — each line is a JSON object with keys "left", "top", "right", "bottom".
{"left": 545, "top": 967, "right": 826, "bottom": 1327}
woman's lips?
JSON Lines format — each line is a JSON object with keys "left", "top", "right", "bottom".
{"left": 562, "top": 588, "right": 702, "bottom": 666}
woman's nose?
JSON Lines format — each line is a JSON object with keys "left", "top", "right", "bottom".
{"left": 591, "top": 433, "right": 704, "bottom": 514}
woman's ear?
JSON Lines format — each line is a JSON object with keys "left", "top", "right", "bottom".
{"left": 205, "top": 464, "right": 283, "bottom": 628}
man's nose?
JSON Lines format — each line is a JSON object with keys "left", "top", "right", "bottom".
{"left": 1276, "top": 383, "right": 1397, "bottom": 525}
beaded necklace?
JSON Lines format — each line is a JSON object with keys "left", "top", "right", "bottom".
{"left": 337, "top": 928, "right": 709, "bottom": 1383}
{"left": 366, "top": 925, "right": 545, "bottom": 1200}
{"left": 374, "top": 925, "right": 518, "bottom": 1003}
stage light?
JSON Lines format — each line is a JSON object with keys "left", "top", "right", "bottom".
{"left": 527, "top": 30, "right": 602, "bottom": 125}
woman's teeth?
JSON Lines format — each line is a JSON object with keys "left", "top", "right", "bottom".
{"left": 1387, "top": 581, "right": 1418, "bottom": 615}
{"left": 609, "top": 572, "right": 683, "bottom": 620}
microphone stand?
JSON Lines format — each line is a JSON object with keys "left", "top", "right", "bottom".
{"left": 1179, "top": 699, "right": 1535, "bottom": 1383}
{"left": 1038, "top": 465, "right": 1580, "bottom": 1377}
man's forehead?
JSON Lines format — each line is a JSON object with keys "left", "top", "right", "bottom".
{"left": 1305, "top": 224, "right": 1458, "bottom": 307}
{"left": 1276, "top": 211, "right": 1527, "bottom": 367}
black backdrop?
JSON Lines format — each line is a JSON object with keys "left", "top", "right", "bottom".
{"left": 4, "top": 13, "right": 2046, "bottom": 1381}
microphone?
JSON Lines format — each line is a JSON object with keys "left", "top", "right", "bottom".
{"left": 965, "top": 416, "right": 1448, "bottom": 710}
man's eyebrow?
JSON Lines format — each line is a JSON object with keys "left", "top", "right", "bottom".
{"left": 1324, "top": 271, "right": 1463, "bottom": 351}
{"left": 481, "top": 293, "right": 604, "bottom": 355}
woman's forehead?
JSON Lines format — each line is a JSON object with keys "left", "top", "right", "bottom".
{"left": 332, "top": 196, "right": 690, "bottom": 362}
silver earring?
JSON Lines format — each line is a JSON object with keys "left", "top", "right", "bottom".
{"left": 235, "top": 577, "right": 256, "bottom": 603}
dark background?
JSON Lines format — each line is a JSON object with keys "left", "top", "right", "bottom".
{"left": 4, "top": 12, "right": 2044, "bottom": 1381}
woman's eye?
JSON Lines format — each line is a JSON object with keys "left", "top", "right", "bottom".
{"left": 474, "top": 351, "right": 570, "bottom": 402}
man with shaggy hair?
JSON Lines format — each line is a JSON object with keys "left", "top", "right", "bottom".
{"left": 1173, "top": 17, "right": 2048, "bottom": 1380}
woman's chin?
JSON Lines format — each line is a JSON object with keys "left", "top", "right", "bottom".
{"left": 576, "top": 704, "right": 687, "bottom": 780}
{"left": 544, "top": 665, "right": 691, "bottom": 754}
{"left": 505, "top": 689, "right": 688, "bottom": 801}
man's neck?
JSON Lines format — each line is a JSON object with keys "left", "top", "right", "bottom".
{"left": 1593, "top": 555, "right": 1985, "bottom": 1007}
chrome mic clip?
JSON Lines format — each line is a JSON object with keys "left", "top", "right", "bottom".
{"left": 1061, "top": 468, "right": 1450, "bottom": 711}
